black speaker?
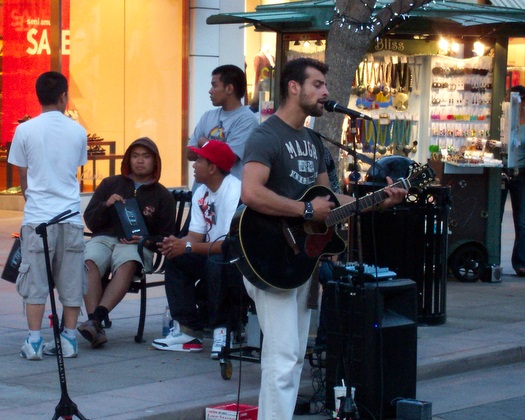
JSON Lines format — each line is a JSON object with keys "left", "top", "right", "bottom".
{"left": 325, "top": 279, "right": 417, "bottom": 419}
{"left": 429, "top": 161, "right": 494, "bottom": 256}
{"left": 442, "top": 172, "right": 489, "bottom": 247}
{"left": 354, "top": 185, "right": 450, "bottom": 325}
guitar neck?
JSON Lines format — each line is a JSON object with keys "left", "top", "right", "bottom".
{"left": 326, "top": 179, "right": 409, "bottom": 226}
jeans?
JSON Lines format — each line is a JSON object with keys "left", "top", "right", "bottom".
{"left": 509, "top": 168, "right": 525, "bottom": 273}
{"left": 164, "top": 253, "right": 228, "bottom": 334}
{"left": 243, "top": 277, "right": 312, "bottom": 420}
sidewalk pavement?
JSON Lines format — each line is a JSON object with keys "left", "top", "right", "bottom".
{"left": 1, "top": 201, "right": 525, "bottom": 419}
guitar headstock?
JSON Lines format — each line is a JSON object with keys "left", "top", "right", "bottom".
{"left": 406, "top": 163, "right": 436, "bottom": 191}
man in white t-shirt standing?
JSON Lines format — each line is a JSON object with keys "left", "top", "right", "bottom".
{"left": 8, "top": 71, "right": 88, "bottom": 360}
{"left": 152, "top": 140, "right": 241, "bottom": 359}
{"left": 187, "top": 64, "right": 258, "bottom": 181}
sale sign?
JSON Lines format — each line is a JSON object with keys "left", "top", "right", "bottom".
{"left": 2, "top": 0, "right": 70, "bottom": 147}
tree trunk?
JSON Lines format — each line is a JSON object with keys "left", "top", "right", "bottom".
{"left": 315, "top": 0, "right": 432, "bottom": 174}
{"left": 316, "top": 0, "right": 374, "bottom": 153}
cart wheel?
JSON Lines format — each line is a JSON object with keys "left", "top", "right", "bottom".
{"left": 220, "top": 360, "right": 233, "bottom": 380}
{"left": 450, "top": 244, "right": 487, "bottom": 282}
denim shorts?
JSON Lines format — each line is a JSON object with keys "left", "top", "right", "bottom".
{"left": 17, "top": 223, "right": 87, "bottom": 306}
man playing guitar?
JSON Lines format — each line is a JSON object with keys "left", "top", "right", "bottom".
{"left": 240, "top": 58, "right": 407, "bottom": 420}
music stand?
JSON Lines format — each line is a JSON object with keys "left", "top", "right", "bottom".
{"left": 35, "top": 210, "right": 88, "bottom": 420}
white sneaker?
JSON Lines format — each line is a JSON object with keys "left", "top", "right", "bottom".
{"left": 20, "top": 337, "right": 44, "bottom": 361}
{"left": 151, "top": 323, "right": 203, "bottom": 352}
{"left": 211, "top": 327, "right": 227, "bottom": 360}
{"left": 43, "top": 333, "right": 78, "bottom": 358}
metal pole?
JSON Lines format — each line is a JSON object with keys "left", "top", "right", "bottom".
{"left": 50, "top": 0, "right": 62, "bottom": 72}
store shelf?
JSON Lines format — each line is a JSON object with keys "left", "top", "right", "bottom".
{"left": 444, "top": 161, "right": 503, "bottom": 168}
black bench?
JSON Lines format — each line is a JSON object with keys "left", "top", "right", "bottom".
{"left": 85, "top": 189, "right": 192, "bottom": 343}
{"left": 131, "top": 189, "right": 192, "bottom": 342}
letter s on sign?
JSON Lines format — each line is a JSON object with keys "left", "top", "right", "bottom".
{"left": 26, "top": 29, "right": 51, "bottom": 55}
{"left": 26, "top": 28, "right": 39, "bottom": 55}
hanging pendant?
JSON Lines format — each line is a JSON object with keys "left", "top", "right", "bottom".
{"left": 377, "top": 144, "right": 387, "bottom": 154}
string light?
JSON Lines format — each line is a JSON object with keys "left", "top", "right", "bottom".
{"left": 473, "top": 41, "right": 486, "bottom": 56}
{"left": 437, "top": 36, "right": 461, "bottom": 56}
{"left": 326, "top": 0, "right": 448, "bottom": 35}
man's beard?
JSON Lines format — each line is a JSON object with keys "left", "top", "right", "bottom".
{"left": 299, "top": 92, "right": 323, "bottom": 117}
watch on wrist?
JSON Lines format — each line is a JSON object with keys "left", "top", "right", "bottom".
{"left": 303, "top": 201, "right": 314, "bottom": 220}
{"left": 185, "top": 242, "right": 192, "bottom": 253}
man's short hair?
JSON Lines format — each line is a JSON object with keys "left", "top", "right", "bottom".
{"left": 212, "top": 65, "right": 247, "bottom": 100}
{"left": 36, "top": 71, "right": 68, "bottom": 106}
{"left": 511, "top": 85, "right": 525, "bottom": 101}
{"left": 279, "top": 58, "right": 329, "bottom": 101}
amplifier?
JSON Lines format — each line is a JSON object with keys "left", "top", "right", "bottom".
{"left": 332, "top": 263, "right": 397, "bottom": 282}
{"left": 325, "top": 279, "right": 417, "bottom": 419}
{"left": 482, "top": 264, "right": 502, "bottom": 283}
{"left": 345, "top": 262, "right": 397, "bottom": 280}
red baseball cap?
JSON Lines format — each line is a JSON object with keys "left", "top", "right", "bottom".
{"left": 187, "top": 140, "right": 236, "bottom": 172}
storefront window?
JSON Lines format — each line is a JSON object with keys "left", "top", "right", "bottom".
{"left": 284, "top": 33, "right": 326, "bottom": 63}
{"left": 0, "top": 0, "right": 71, "bottom": 190}
{"left": 507, "top": 38, "right": 525, "bottom": 88}
{"left": 0, "top": 0, "right": 188, "bottom": 192}
{"left": 69, "top": 0, "right": 187, "bottom": 190}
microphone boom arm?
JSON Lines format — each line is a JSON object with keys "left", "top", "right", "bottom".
{"left": 314, "top": 131, "right": 375, "bottom": 166}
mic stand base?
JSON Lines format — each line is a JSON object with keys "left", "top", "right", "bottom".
{"left": 36, "top": 211, "right": 88, "bottom": 420}
{"left": 52, "top": 394, "right": 88, "bottom": 420}
{"left": 338, "top": 395, "right": 360, "bottom": 420}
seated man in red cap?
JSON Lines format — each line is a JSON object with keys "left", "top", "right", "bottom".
{"left": 151, "top": 140, "right": 241, "bottom": 359}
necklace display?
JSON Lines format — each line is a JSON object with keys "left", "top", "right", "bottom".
{"left": 363, "top": 119, "right": 374, "bottom": 153}
{"left": 393, "top": 118, "right": 405, "bottom": 152}
{"left": 356, "top": 61, "right": 366, "bottom": 96}
{"left": 375, "top": 114, "right": 391, "bottom": 154}
{"left": 402, "top": 118, "right": 413, "bottom": 155}
{"left": 410, "top": 59, "right": 421, "bottom": 95}
{"left": 354, "top": 119, "right": 363, "bottom": 150}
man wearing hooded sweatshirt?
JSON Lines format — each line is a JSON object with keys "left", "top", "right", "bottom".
{"left": 78, "top": 137, "right": 175, "bottom": 348}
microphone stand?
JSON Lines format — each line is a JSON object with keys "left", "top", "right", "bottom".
{"left": 320, "top": 116, "right": 389, "bottom": 419}
{"left": 36, "top": 210, "right": 88, "bottom": 420}
{"left": 315, "top": 130, "right": 375, "bottom": 167}
{"left": 316, "top": 119, "right": 362, "bottom": 420}
{"left": 314, "top": 122, "right": 368, "bottom": 283}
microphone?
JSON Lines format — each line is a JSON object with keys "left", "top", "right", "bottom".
{"left": 323, "top": 100, "right": 373, "bottom": 121}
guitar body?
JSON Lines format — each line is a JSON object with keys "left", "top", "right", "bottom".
{"left": 229, "top": 163, "right": 435, "bottom": 291}
{"left": 229, "top": 185, "right": 346, "bottom": 291}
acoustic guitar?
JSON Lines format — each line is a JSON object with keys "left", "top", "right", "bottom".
{"left": 228, "top": 163, "right": 435, "bottom": 291}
